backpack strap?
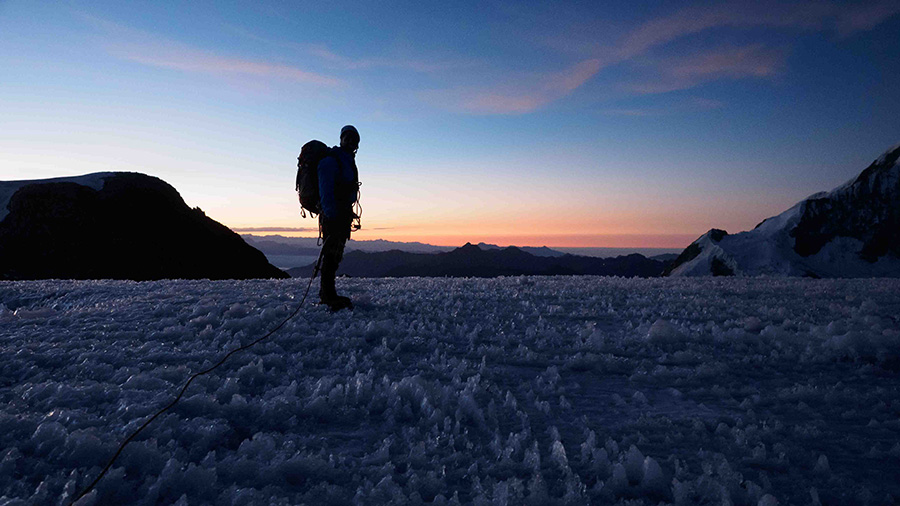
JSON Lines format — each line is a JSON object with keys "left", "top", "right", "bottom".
{"left": 329, "top": 147, "right": 343, "bottom": 170}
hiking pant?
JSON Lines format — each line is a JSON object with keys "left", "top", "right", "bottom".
{"left": 319, "top": 214, "right": 351, "bottom": 299}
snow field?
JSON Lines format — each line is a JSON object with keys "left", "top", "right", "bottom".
{"left": 1, "top": 276, "right": 900, "bottom": 505}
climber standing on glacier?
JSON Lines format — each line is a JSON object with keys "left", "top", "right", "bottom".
{"left": 317, "top": 125, "right": 360, "bottom": 311}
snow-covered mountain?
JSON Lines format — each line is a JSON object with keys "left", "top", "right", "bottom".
{"left": 667, "top": 143, "right": 900, "bottom": 277}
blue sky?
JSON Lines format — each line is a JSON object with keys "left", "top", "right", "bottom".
{"left": 1, "top": 0, "right": 898, "bottom": 247}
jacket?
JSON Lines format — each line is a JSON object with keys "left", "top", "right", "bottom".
{"left": 317, "top": 147, "right": 358, "bottom": 220}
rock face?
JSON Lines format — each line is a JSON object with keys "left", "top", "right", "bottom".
{"left": 667, "top": 143, "right": 900, "bottom": 277}
{"left": 0, "top": 172, "right": 287, "bottom": 280}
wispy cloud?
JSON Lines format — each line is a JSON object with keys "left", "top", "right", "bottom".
{"left": 602, "top": 97, "right": 725, "bottom": 116}
{"left": 615, "top": 0, "right": 899, "bottom": 60}
{"left": 626, "top": 44, "right": 785, "bottom": 95}
{"left": 432, "top": 58, "right": 603, "bottom": 115}
{"left": 616, "top": 2, "right": 824, "bottom": 62}
{"left": 221, "top": 23, "right": 472, "bottom": 75}
{"left": 82, "top": 14, "right": 343, "bottom": 87}
{"left": 77, "top": 2, "right": 900, "bottom": 115}
{"left": 305, "top": 44, "right": 472, "bottom": 74}
{"left": 834, "top": 0, "right": 900, "bottom": 35}
{"left": 433, "top": 1, "right": 899, "bottom": 115}
{"left": 115, "top": 47, "right": 344, "bottom": 86}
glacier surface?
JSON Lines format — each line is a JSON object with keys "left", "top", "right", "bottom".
{"left": 1, "top": 276, "right": 899, "bottom": 505}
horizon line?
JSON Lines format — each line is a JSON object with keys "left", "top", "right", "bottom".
{"left": 233, "top": 228, "right": 694, "bottom": 250}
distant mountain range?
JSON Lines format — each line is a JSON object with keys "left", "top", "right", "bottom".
{"left": 241, "top": 235, "right": 585, "bottom": 257}
{"left": 243, "top": 234, "right": 680, "bottom": 266}
{"left": 667, "top": 142, "right": 900, "bottom": 277}
{"left": 287, "top": 242, "right": 670, "bottom": 278}
{"left": 242, "top": 235, "right": 452, "bottom": 255}
{"left": 0, "top": 172, "right": 286, "bottom": 280}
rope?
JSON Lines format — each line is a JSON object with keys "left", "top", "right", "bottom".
{"left": 70, "top": 249, "right": 326, "bottom": 505}
{"left": 352, "top": 182, "right": 363, "bottom": 232}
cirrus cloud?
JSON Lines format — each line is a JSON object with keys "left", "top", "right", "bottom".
{"left": 81, "top": 13, "right": 344, "bottom": 87}
{"left": 626, "top": 44, "right": 786, "bottom": 95}
{"left": 430, "top": 58, "right": 603, "bottom": 115}
{"left": 430, "top": 0, "right": 899, "bottom": 115}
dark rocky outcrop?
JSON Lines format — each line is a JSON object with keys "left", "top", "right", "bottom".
{"left": 790, "top": 146, "right": 900, "bottom": 261}
{"left": 663, "top": 229, "right": 727, "bottom": 276}
{"left": 0, "top": 172, "right": 287, "bottom": 280}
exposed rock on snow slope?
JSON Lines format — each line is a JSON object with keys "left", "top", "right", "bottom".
{"left": 667, "top": 143, "right": 900, "bottom": 277}
{"left": 0, "top": 172, "right": 287, "bottom": 280}
{"left": 1, "top": 276, "right": 899, "bottom": 504}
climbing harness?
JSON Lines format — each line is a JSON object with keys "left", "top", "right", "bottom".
{"left": 314, "top": 183, "right": 362, "bottom": 246}
{"left": 70, "top": 248, "right": 327, "bottom": 505}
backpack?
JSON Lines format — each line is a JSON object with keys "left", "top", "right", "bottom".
{"left": 295, "top": 140, "right": 332, "bottom": 217}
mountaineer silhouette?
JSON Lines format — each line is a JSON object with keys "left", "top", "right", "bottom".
{"left": 295, "top": 125, "right": 361, "bottom": 311}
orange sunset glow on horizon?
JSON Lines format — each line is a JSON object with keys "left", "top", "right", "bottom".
{"left": 229, "top": 227, "right": 699, "bottom": 249}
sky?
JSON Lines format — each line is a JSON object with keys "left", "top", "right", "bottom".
{"left": 1, "top": 0, "right": 899, "bottom": 248}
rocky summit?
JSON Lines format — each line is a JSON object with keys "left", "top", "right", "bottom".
{"left": 667, "top": 143, "right": 900, "bottom": 277}
{"left": 0, "top": 172, "right": 287, "bottom": 280}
